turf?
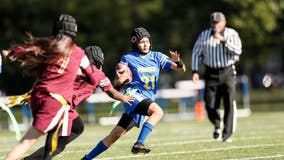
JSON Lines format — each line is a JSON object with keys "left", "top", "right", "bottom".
{"left": 1, "top": 111, "right": 284, "bottom": 160}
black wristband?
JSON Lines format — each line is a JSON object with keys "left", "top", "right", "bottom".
{"left": 175, "top": 60, "right": 184, "bottom": 68}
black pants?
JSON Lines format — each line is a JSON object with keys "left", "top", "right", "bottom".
{"left": 204, "top": 66, "right": 237, "bottom": 139}
{"left": 23, "top": 116, "right": 84, "bottom": 160}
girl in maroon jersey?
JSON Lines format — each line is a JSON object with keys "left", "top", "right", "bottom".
{"left": 21, "top": 45, "right": 134, "bottom": 160}
{"left": 2, "top": 14, "right": 133, "bottom": 160}
{"left": 2, "top": 14, "right": 90, "bottom": 160}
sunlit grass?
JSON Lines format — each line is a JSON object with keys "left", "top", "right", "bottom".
{"left": 1, "top": 111, "right": 284, "bottom": 160}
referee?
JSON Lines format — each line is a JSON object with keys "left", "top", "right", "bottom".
{"left": 191, "top": 11, "right": 242, "bottom": 142}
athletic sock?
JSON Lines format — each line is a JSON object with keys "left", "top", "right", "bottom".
{"left": 137, "top": 122, "right": 154, "bottom": 144}
{"left": 85, "top": 140, "right": 108, "bottom": 159}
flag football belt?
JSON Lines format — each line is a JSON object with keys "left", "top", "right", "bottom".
{"left": 0, "top": 101, "right": 21, "bottom": 141}
{"left": 3, "top": 91, "right": 33, "bottom": 141}
{"left": 6, "top": 91, "right": 31, "bottom": 107}
{"left": 109, "top": 87, "right": 138, "bottom": 116}
{"left": 48, "top": 92, "right": 70, "bottom": 155}
{"left": 6, "top": 91, "right": 70, "bottom": 154}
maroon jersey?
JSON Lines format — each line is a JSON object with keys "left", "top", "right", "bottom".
{"left": 8, "top": 44, "right": 98, "bottom": 135}
{"left": 68, "top": 66, "right": 113, "bottom": 131}
{"left": 72, "top": 65, "right": 113, "bottom": 106}
{"left": 27, "top": 44, "right": 96, "bottom": 135}
{"left": 32, "top": 45, "right": 96, "bottom": 104}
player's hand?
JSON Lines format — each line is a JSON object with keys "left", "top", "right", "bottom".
{"left": 213, "top": 32, "right": 225, "bottom": 42}
{"left": 169, "top": 50, "right": 180, "bottom": 62}
{"left": 121, "top": 95, "right": 135, "bottom": 105}
{"left": 192, "top": 73, "right": 199, "bottom": 83}
{"left": 1, "top": 49, "right": 11, "bottom": 57}
{"left": 77, "top": 68, "right": 83, "bottom": 76}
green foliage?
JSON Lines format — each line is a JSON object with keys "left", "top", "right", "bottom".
{"left": 1, "top": 0, "right": 284, "bottom": 94}
{"left": 226, "top": 0, "right": 284, "bottom": 45}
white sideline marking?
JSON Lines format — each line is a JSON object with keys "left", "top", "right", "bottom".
{"left": 55, "top": 143, "right": 284, "bottom": 160}
{"left": 95, "top": 143, "right": 284, "bottom": 160}
{"left": 57, "top": 134, "right": 284, "bottom": 151}
{"left": 94, "top": 143, "right": 284, "bottom": 160}
{"left": 150, "top": 139, "right": 213, "bottom": 146}
{"left": 150, "top": 134, "right": 283, "bottom": 146}
{"left": 226, "top": 154, "right": 284, "bottom": 160}
{"left": 1, "top": 137, "right": 283, "bottom": 159}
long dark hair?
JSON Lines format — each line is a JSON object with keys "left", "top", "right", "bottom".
{"left": 10, "top": 33, "right": 74, "bottom": 76}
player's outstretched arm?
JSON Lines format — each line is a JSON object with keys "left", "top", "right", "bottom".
{"left": 2, "top": 48, "right": 23, "bottom": 61}
{"left": 2, "top": 50, "right": 10, "bottom": 57}
{"left": 106, "top": 87, "right": 135, "bottom": 105}
{"left": 169, "top": 50, "right": 186, "bottom": 72}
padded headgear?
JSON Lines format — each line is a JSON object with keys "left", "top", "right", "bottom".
{"left": 53, "top": 14, "right": 77, "bottom": 38}
{"left": 85, "top": 46, "right": 104, "bottom": 70}
{"left": 130, "top": 27, "right": 151, "bottom": 51}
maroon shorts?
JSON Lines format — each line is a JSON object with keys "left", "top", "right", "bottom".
{"left": 30, "top": 91, "right": 73, "bottom": 136}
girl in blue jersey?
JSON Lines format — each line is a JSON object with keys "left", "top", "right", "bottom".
{"left": 82, "top": 27, "right": 186, "bottom": 159}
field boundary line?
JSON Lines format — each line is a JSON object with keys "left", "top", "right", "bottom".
{"left": 55, "top": 143, "right": 284, "bottom": 160}
{"left": 226, "top": 154, "right": 284, "bottom": 160}
{"left": 48, "top": 134, "right": 283, "bottom": 150}
{"left": 95, "top": 143, "right": 284, "bottom": 160}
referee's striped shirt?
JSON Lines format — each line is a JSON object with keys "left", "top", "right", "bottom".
{"left": 191, "top": 27, "right": 242, "bottom": 72}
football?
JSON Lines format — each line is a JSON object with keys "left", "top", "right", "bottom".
{"left": 116, "top": 63, "right": 132, "bottom": 84}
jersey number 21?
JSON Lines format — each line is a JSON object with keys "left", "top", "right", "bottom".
{"left": 141, "top": 75, "right": 155, "bottom": 90}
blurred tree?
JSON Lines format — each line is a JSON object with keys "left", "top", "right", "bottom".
{"left": 223, "top": 0, "right": 284, "bottom": 78}
{"left": 0, "top": 0, "right": 284, "bottom": 94}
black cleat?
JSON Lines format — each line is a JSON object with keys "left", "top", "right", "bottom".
{"left": 131, "top": 142, "right": 151, "bottom": 154}
{"left": 222, "top": 137, "right": 233, "bottom": 143}
{"left": 81, "top": 155, "right": 88, "bottom": 160}
{"left": 213, "top": 128, "right": 222, "bottom": 141}
{"left": 222, "top": 134, "right": 233, "bottom": 143}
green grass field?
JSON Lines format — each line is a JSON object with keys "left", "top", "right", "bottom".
{"left": 1, "top": 111, "right": 284, "bottom": 160}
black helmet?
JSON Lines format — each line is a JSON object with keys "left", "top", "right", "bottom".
{"left": 85, "top": 45, "right": 104, "bottom": 70}
{"left": 130, "top": 27, "right": 151, "bottom": 51}
{"left": 53, "top": 14, "right": 77, "bottom": 38}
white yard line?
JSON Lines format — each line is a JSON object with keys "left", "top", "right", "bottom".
{"left": 150, "top": 135, "right": 282, "bottom": 146}
{"left": 37, "top": 134, "right": 282, "bottom": 150}
{"left": 226, "top": 154, "right": 284, "bottom": 160}
{"left": 93, "top": 143, "right": 284, "bottom": 160}
{"left": 51, "top": 142, "right": 284, "bottom": 160}
{"left": 1, "top": 136, "right": 283, "bottom": 159}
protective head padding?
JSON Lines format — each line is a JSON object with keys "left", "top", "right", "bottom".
{"left": 130, "top": 27, "right": 151, "bottom": 51}
{"left": 85, "top": 46, "right": 104, "bottom": 69}
{"left": 53, "top": 14, "right": 77, "bottom": 38}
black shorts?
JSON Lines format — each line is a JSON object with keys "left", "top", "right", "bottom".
{"left": 117, "top": 98, "right": 153, "bottom": 130}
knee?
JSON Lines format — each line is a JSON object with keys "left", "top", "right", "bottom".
{"left": 151, "top": 105, "right": 164, "bottom": 118}
{"left": 156, "top": 107, "right": 164, "bottom": 117}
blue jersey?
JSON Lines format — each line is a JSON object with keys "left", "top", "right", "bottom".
{"left": 120, "top": 50, "right": 173, "bottom": 127}
{"left": 121, "top": 50, "right": 173, "bottom": 100}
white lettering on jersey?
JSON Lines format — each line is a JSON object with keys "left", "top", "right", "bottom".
{"left": 137, "top": 66, "right": 156, "bottom": 72}
{"left": 99, "top": 78, "right": 111, "bottom": 87}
